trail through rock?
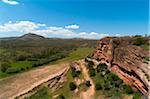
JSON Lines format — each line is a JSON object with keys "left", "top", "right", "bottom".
{"left": 79, "top": 60, "right": 95, "bottom": 99}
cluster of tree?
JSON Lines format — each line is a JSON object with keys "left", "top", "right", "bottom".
{"left": 0, "top": 52, "right": 66, "bottom": 74}
{"left": 86, "top": 61, "right": 96, "bottom": 77}
{"left": 86, "top": 61, "right": 142, "bottom": 98}
{"left": 0, "top": 38, "right": 96, "bottom": 68}
{"left": 71, "top": 67, "right": 81, "bottom": 78}
{"left": 132, "top": 37, "right": 147, "bottom": 46}
{"left": 0, "top": 38, "right": 96, "bottom": 75}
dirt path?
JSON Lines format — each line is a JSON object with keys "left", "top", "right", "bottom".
{"left": 0, "top": 63, "right": 69, "bottom": 99}
{"left": 79, "top": 60, "right": 95, "bottom": 99}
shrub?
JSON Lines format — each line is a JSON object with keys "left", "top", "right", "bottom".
{"left": 69, "top": 82, "right": 77, "bottom": 91}
{"left": 114, "top": 92, "right": 121, "bottom": 97}
{"left": 110, "top": 73, "right": 120, "bottom": 81}
{"left": 133, "top": 92, "right": 142, "bottom": 99}
{"left": 27, "top": 58, "right": 38, "bottom": 61}
{"left": 0, "top": 63, "right": 10, "bottom": 72}
{"left": 96, "top": 63, "right": 108, "bottom": 73}
{"left": 145, "top": 57, "right": 150, "bottom": 61}
{"left": 123, "top": 85, "right": 134, "bottom": 94}
{"left": 95, "top": 83, "right": 102, "bottom": 90}
{"left": 89, "top": 68, "right": 96, "bottom": 77}
{"left": 16, "top": 55, "right": 27, "bottom": 61}
{"left": 20, "top": 68, "right": 25, "bottom": 71}
{"left": 87, "top": 61, "right": 94, "bottom": 69}
{"left": 132, "top": 37, "right": 146, "bottom": 46}
{"left": 6, "top": 68, "right": 19, "bottom": 74}
{"left": 32, "top": 63, "right": 39, "bottom": 67}
{"left": 71, "top": 68, "right": 81, "bottom": 78}
{"left": 28, "top": 87, "right": 50, "bottom": 99}
{"left": 104, "top": 82, "right": 111, "bottom": 90}
{"left": 85, "top": 80, "right": 91, "bottom": 87}
{"left": 59, "top": 94, "right": 65, "bottom": 99}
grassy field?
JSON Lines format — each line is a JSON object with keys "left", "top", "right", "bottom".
{"left": 0, "top": 48, "right": 6, "bottom": 54}
{"left": 10, "top": 61, "right": 35, "bottom": 70}
{"left": 27, "top": 48, "right": 94, "bottom": 99}
{"left": 143, "top": 44, "right": 149, "bottom": 50}
{"left": 0, "top": 61, "right": 35, "bottom": 79}
{"left": 52, "top": 48, "right": 94, "bottom": 64}
{"left": 0, "top": 47, "right": 94, "bottom": 79}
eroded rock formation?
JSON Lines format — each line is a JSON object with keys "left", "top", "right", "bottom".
{"left": 92, "top": 37, "right": 150, "bottom": 96}
{"left": 16, "top": 67, "right": 69, "bottom": 99}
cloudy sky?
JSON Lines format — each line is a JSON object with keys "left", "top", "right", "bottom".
{"left": 0, "top": 0, "right": 148, "bottom": 39}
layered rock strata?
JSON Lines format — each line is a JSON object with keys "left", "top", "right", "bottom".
{"left": 92, "top": 37, "right": 150, "bottom": 96}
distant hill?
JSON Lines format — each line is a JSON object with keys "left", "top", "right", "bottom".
{"left": 19, "top": 33, "right": 45, "bottom": 40}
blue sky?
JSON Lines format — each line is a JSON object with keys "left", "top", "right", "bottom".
{"left": 0, "top": 0, "right": 148, "bottom": 39}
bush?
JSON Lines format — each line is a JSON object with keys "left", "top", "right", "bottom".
{"left": 133, "top": 37, "right": 146, "bottom": 46}
{"left": 95, "top": 83, "right": 102, "bottom": 90}
{"left": 71, "top": 67, "right": 81, "bottom": 78}
{"left": 133, "top": 92, "right": 142, "bottom": 99}
{"left": 32, "top": 63, "right": 39, "bottom": 67}
{"left": 89, "top": 68, "right": 96, "bottom": 77}
{"left": 28, "top": 87, "right": 50, "bottom": 99}
{"left": 20, "top": 68, "right": 25, "bottom": 71}
{"left": 87, "top": 61, "right": 94, "bottom": 69}
{"left": 0, "top": 63, "right": 10, "bottom": 72}
{"left": 59, "top": 94, "right": 65, "bottom": 99}
{"left": 6, "top": 68, "right": 19, "bottom": 74}
{"left": 16, "top": 55, "right": 27, "bottom": 61}
{"left": 123, "top": 85, "right": 134, "bottom": 94}
{"left": 27, "top": 58, "right": 38, "bottom": 61}
{"left": 85, "top": 80, "right": 91, "bottom": 87}
{"left": 145, "top": 57, "right": 150, "bottom": 61}
{"left": 69, "top": 82, "right": 77, "bottom": 91}
{"left": 110, "top": 73, "right": 120, "bottom": 81}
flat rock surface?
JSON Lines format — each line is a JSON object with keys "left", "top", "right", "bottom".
{"left": 0, "top": 63, "right": 69, "bottom": 99}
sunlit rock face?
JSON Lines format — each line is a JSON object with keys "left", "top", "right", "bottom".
{"left": 92, "top": 37, "right": 150, "bottom": 96}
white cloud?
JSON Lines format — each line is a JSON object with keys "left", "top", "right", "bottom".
{"left": 78, "top": 32, "right": 109, "bottom": 39}
{"left": 0, "top": 21, "right": 110, "bottom": 39}
{"left": 65, "top": 24, "right": 80, "bottom": 29}
{"left": 1, "top": 0, "right": 19, "bottom": 5}
{"left": 0, "top": 21, "right": 46, "bottom": 33}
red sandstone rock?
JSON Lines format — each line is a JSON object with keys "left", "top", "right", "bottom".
{"left": 92, "top": 36, "right": 150, "bottom": 96}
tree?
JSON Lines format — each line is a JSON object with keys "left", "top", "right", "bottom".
{"left": 87, "top": 61, "right": 94, "bottom": 69}
{"left": 95, "top": 83, "right": 102, "bottom": 90}
{"left": 132, "top": 37, "right": 146, "bottom": 46}
{"left": 69, "top": 82, "right": 77, "bottom": 91}
{"left": 85, "top": 80, "right": 91, "bottom": 87}
{"left": 110, "top": 73, "right": 120, "bottom": 81}
{"left": 123, "top": 85, "right": 134, "bottom": 94}
{"left": 59, "top": 94, "right": 65, "bottom": 99}
{"left": 0, "top": 63, "right": 10, "bottom": 72}
{"left": 89, "top": 68, "right": 96, "bottom": 77}
{"left": 133, "top": 92, "right": 142, "bottom": 99}
{"left": 71, "top": 67, "right": 81, "bottom": 78}
{"left": 6, "top": 68, "right": 19, "bottom": 74}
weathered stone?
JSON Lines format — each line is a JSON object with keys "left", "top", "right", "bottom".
{"left": 92, "top": 36, "right": 150, "bottom": 96}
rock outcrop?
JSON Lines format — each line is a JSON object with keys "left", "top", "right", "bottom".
{"left": 17, "top": 68, "right": 68, "bottom": 99}
{"left": 92, "top": 37, "right": 150, "bottom": 96}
